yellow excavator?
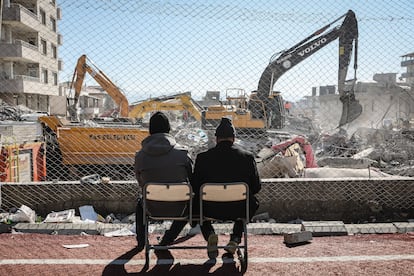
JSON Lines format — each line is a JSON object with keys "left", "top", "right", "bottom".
{"left": 68, "top": 54, "right": 129, "bottom": 121}
{"left": 129, "top": 92, "right": 203, "bottom": 122}
{"left": 129, "top": 89, "right": 267, "bottom": 131}
{"left": 39, "top": 55, "right": 148, "bottom": 181}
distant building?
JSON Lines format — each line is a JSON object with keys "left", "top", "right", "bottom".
{"left": 298, "top": 55, "right": 414, "bottom": 132}
{"left": 198, "top": 90, "right": 221, "bottom": 107}
{"left": 401, "top": 52, "right": 414, "bottom": 86}
{"left": 61, "top": 83, "right": 117, "bottom": 121}
{"left": 0, "top": 0, "right": 65, "bottom": 115}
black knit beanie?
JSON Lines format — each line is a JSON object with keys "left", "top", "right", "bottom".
{"left": 215, "top": 117, "right": 236, "bottom": 137}
{"left": 149, "top": 111, "right": 171, "bottom": 134}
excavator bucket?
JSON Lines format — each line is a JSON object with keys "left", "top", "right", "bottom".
{"left": 339, "top": 94, "right": 362, "bottom": 127}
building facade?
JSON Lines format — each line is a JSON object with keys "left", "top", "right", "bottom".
{"left": 0, "top": 0, "right": 65, "bottom": 115}
{"left": 295, "top": 58, "right": 414, "bottom": 134}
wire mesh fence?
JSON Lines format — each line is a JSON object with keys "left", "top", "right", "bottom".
{"left": 1, "top": 177, "right": 413, "bottom": 223}
{"left": 1, "top": 0, "right": 414, "bottom": 183}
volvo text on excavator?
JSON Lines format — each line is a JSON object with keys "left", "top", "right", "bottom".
{"left": 68, "top": 55, "right": 129, "bottom": 121}
{"left": 250, "top": 10, "right": 362, "bottom": 128}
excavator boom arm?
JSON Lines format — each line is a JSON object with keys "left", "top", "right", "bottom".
{"left": 69, "top": 55, "right": 129, "bottom": 120}
{"left": 255, "top": 10, "right": 361, "bottom": 128}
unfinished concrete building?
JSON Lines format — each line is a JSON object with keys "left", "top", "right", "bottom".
{"left": 296, "top": 56, "right": 414, "bottom": 133}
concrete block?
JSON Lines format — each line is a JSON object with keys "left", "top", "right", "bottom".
{"left": 301, "top": 221, "right": 347, "bottom": 236}
{"left": 284, "top": 231, "right": 312, "bottom": 245}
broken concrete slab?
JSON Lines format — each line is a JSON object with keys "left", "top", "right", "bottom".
{"left": 284, "top": 231, "right": 312, "bottom": 245}
{"left": 317, "top": 156, "right": 377, "bottom": 169}
{"left": 302, "top": 167, "right": 394, "bottom": 178}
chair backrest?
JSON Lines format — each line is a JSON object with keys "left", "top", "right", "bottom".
{"left": 143, "top": 182, "right": 193, "bottom": 222}
{"left": 200, "top": 182, "right": 249, "bottom": 223}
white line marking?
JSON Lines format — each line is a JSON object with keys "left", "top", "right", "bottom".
{"left": 1, "top": 255, "right": 414, "bottom": 266}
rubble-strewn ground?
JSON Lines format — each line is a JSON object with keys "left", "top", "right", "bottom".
{"left": 2, "top": 102, "right": 414, "bottom": 180}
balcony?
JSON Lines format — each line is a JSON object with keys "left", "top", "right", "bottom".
{"left": 401, "top": 72, "right": 414, "bottom": 79}
{"left": 2, "top": 4, "right": 39, "bottom": 32}
{"left": 0, "top": 75, "right": 57, "bottom": 94}
{"left": 0, "top": 40, "right": 40, "bottom": 62}
{"left": 401, "top": 59, "right": 414, "bottom": 67}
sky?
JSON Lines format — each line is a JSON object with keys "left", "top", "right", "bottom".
{"left": 57, "top": 0, "right": 414, "bottom": 103}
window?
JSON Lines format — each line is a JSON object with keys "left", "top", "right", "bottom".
{"left": 40, "top": 9, "right": 46, "bottom": 25}
{"left": 28, "top": 68, "right": 37, "bottom": 78}
{"left": 51, "top": 44, "right": 57, "bottom": 59}
{"left": 53, "top": 72, "right": 58, "bottom": 85}
{"left": 42, "top": 69, "right": 48, "bottom": 84}
{"left": 41, "top": 39, "right": 47, "bottom": 55}
{"left": 50, "top": 17, "right": 56, "bottom": 32}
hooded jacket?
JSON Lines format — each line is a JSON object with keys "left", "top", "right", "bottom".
{"left": 134, "top": 133, "right": 193, "bottom": 187}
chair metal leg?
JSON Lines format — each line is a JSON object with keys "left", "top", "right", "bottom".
{"left": 144, "top": 222, "right": 150, "bottom": 271}
{"left": 240, "top": 221, "right": 248, "bottom": 272}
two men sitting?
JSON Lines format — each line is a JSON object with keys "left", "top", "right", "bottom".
{"left": 134, "top": 112, "right": 262, "bottom": 258}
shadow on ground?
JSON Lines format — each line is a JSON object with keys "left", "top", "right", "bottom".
{"left": 102, "top": 246, "right": 244, "bottom": 275}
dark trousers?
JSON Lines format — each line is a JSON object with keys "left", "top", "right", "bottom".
{"left": 201, "top": 195, "right": 259, "bottom": 242}
{"left": 135, "top": 198, "right": 200, "bottom": 246}
{"left": 136, "top": 196, "right": 258, "bottom": 245}
{"left": 199, "top": 219, "right": 244, "bottom": 242}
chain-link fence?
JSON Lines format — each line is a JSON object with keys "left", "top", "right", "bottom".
{"left": 1, "top": 177, "right": 413, "bottom": 222}
{"left": 1, "top": 0, "right": 414, "bottom": 182}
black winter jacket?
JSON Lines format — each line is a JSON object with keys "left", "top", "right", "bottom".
{"left": 192, "top": 140, "right": 262, "bottom": 211}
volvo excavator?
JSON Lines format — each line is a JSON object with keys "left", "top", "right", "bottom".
{"left": 251, "top": 9, "right": 362, "bottom": 129}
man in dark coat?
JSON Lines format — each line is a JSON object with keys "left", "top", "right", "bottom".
{"left": 192, "top": 117, "right": 262, "bottom": 257}
{"left": 134, "top": 111, "right": 193, "bottom": 251}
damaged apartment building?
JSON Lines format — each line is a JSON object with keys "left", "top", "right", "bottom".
{"left": 0, "top": 0, "right": 66, "bottom": 116}
{"left": 296, "top": 53, "right": 414, "bottom": 133}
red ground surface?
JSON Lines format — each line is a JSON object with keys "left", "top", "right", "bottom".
{"left": 0, "top": 232, "right": 413, "bottom": 275}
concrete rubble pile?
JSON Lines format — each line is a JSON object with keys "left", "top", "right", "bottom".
{"left": 0, "top": 102, "right": 34, "bottom": 121}
{"left": 0, "top": 204, "right": 138, "bottom": 236}
{"left": 253, "top": 122, "right": 414, "bottom": 178}
{"left": 315, "top": 127, "right": 414, "bottom": 177}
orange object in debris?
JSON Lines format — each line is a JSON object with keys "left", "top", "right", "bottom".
{"left": 284, "top": 101, "right": 292, "bottom": 110}
{"left": 0, "top": 142, "right": 46, "bottom": 182}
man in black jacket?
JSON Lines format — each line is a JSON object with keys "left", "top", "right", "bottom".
{"left": 134, "top": 111, "right": 193, "bottom": 251}
{"left": 192, "top": 117, "right": 262, "bottom": 258}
